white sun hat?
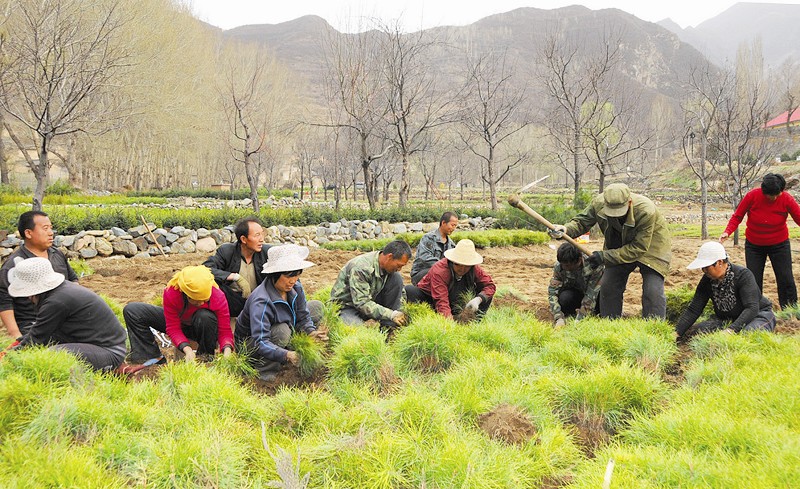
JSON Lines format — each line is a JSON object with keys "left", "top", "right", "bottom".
{"left": 262, "top": 244, "right": 316, "bottom": 274}
{"left": 687, "top": 241, "right": 728, "bottom": 270}
{"left": 7, "top": 257, "right": 65, "bottom": 297}
{"left": 444, "top": 239, "right": 483, "bottom": 266}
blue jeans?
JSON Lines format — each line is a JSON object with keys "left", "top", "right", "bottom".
{"left": 599, "top": 262, "right": 665, "bottom": 319}
{"left": 745, "top": 239, "right": 796, "bottom": 309}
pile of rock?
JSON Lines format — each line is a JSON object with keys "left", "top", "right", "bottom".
{"left": 0, "top": 216, "right": 496, "bottom": 261}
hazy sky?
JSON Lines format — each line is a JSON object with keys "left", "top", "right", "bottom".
{"left": 189, "top": 0, "right": 784, "bottom": 31}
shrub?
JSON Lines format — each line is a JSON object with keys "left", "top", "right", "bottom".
{"left": 394, "top": 319, "right": 458, "bottom": 373}
{"left": 328, "top": 327, "right": 396, "bottom": 393}
{"left": 666, "top": 284, "right": 713, "bottom": 323}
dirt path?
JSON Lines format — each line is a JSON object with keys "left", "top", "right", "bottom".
{"left": 82, "top": 237, "right": 790, "bottom": 321}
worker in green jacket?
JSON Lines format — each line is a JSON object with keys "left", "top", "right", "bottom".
{"left": 551, "top": 183, "right": 671, "bottom": 319}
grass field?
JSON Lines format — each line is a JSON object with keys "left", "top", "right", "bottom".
{"left": 0, "top": 302, "right": 797, "bottom": 488}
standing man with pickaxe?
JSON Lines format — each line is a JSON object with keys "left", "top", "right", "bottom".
{"left": 549, "top": 184, "right": 671, "bottom": 319}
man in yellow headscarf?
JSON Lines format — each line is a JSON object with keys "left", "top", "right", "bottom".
{"left": 122, "top": 266, "right": 233, "bottom": 366}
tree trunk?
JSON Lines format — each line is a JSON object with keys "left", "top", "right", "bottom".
{"left": 700, "top": 131, "right": 709, "bottom": 240}
{"left": 399, "top": 153, "right": 409, "bottom": 207}
{"left": 33, "top": 135, "right": 52, "bottom": 211}
{"left": 573, "top": 120, "right": 581, "bottom": 196}
{"left": 244, "top": 153, "right": 261, "bottom": 213}
{"left": 0, "top": 112, "right": 9, "bottom": 185}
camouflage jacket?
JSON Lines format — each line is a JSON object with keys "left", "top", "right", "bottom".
{"left": 547, "top": 260, "right": 604, "bottom": 321}
{"left": 330, "top": 251, "right": 395, "bottom": 321}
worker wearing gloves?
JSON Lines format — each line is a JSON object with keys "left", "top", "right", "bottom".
{"left": 405, "top": 239, "right": 496, "bottom": 321}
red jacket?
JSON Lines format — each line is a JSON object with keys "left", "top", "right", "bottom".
{"left": 417, "top": 258, "right": 496, "bottom": 318}
{"left": 163, "top": 285, "right": 233, "bottom": 351}
{"left": 724, "top": 188, "right": 800, "bottom": 246}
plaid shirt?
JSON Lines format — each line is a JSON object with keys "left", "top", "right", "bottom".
{"left": 330, "top": 251, "right": 395, "bottom": 321}
{"left": 548, "top": 260, "right": 603, "bottom": 320}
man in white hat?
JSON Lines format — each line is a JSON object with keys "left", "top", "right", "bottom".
{"left": 235, "top": 244, "right": 326, "bottom": 381}
{"left": 405, "top": 239, "right": 496, "bottom": 320}
{"left": 0, "top": 210, "right": 78, "bottom": 339}
{"left": 550, "top": 183, "right": 671, "bottom": 319}
{"left": 3, "top": 257, "right": 127, "bottom": 371}
{"left": 675, "top": 241, "right": 774, "bottom": 340}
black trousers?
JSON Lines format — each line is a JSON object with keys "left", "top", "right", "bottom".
{"left": 745, "top": 239, "right": 796, "bottom": 309}
{"left": 123, "top": 302, "right": 219, "bottom": 362}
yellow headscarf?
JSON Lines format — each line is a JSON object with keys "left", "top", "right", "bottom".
{"left": 167, "top": 266, "right": 216, "bottom": 302}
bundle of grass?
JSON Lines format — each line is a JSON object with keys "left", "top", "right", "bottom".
{"left": 67, "top": 259, "right": 94, "bottom": 278}
{"left": 328, "top": 327, "right": 397, "bottom": 393}
{"left": 394, "top": 318, "right": 458, "bottom": 373}
{"left": 400, "top": 301, "right": 436, "bottom": 324}
{"left": 546, "top": 364, "right": 667, "bottom": 452}
{"left": 211, "top": 350, "right": 257, "bottom": 378}
{"left": 665, "top": 284, "right": 713, "bottom": 323}
{"left": 287, "top": 332, "right": 326, "bottom": 378}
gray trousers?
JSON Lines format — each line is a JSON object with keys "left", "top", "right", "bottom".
{"left": 600, "top": 262, "right": 666, "bottom": 319}
{"left": 688, "top": 310, "right": 776, "bottom": 337}
{"left": 51, "top": 342, "right": 126, "bottom": 372}
{"left": 339, "top": 272, "right": 404, "bottom": 330}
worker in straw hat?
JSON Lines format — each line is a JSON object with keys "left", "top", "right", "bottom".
{"left": 236, "top": 244, "right": 327, "bottom": 381}
{"left": 675, "top": 241, "right": 775, "bottom": 341}
{"left": 122, "top": 265, "right": 233, "bottom": 366}
{"left": 405, "top": 239, "right": 496, "bottom": 321}
{"left": 0, "top": 257, "right": 126, "bottom": 371}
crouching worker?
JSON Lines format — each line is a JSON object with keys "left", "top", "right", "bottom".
{"left": 405, "top": 239, "right": 495, "bottom": 321}
{"left": 235, "top": 244, "right": 326, "bottom": 381}
{"left": 676, "top": 242, "right": 775, "bottom": 341}
{"left": 123, "top": 266, "right": 233, "bottom": 365}
{"left": 330, "top": 240, "right": 411, "bottom": 331}
{"left": 2, "top": 257, "right": 126, "bottom": 371}
{"left": 548, "top": 242, "right": 603, "bottom": 327}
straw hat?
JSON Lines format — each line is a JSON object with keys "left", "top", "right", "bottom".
{"left": 7, "top": 257, "right": 65, "bottom": 297}
{"left": 603, "top": 183, "right": 631, "bottom": 217}
{"left": 262, "top": 244, "right": 315, "bottom": 274}
{"left": 167, "top": 266, "right": 215, "bottom": 302}
{"left": 687, "top": 241, "right": 728, "bottom": 270}
{"left": 444, "top": 239, "right": 483, "bottom": 266}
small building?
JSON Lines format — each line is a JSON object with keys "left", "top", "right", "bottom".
{"left": 765, "top": 108, "right": 800, "bottom": 131}
{"left": 210, "top": 182, "right": 229, "bottom": 191}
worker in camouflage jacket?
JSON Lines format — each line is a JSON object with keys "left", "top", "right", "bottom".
{"left": 330, "top": 240, "right": 412, "bottom": 331}
{"left": 548, "top": 242, "right": 603, "bottom": 327}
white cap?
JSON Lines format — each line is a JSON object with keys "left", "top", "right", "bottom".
{"left": 687, "top": 241, "right": 728, "bottom": 270}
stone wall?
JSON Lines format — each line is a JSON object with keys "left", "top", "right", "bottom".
{"left": 0, "top": 216, "right": 496, "bottom": 261}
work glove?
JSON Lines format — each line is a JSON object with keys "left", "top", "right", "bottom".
{"left": 390, "top": 310, "right": 408, "bottom": 326}
{"left": 554, "top": 317, "right": 566, "bottom": 328}
{"left": 548, "top": 224, "right": 567, "bottom": 239}
{"left": 586, "top": 251, "right": 604, "bottom": 268}
{"left": 464, "top": 296, "right": 483, "bottom": 312}
{"left": 0, "top": 339, "right": 21, "bottom": 361}
{"left": 223, "top": 346, "right": 233, "bottom": 358}
{"left": 235, "top": 275, "right": 252, "bottom": 298}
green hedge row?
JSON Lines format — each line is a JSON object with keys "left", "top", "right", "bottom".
{"left": 320, "top": 229, "right": 550, "bottom": 251}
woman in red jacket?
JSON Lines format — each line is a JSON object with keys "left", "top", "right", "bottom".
{"left": 720, "top": 173, "right": 800, "bottom": 308}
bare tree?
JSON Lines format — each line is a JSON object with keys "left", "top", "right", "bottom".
{"left": 220, "top": 43, "right": 292, "bottom": 213}
{"left": 459, "top": 52, "right": 530, "bottom": 210}
{"left": 777, "top": 57, "right": 799, "bottom": 135}
{"left": 681, "top": 62, "right": 732, "bottom": 239}
{"left": 379, "top": 21, "right": 456, "bottom": 206}
{"left": 539, "top": 30, "right": 623, "bottom": 194}
{"left": 322, "top": 23, "right": 392, "bottom": 210}
{"left": 0, "top": 0, "right": 131, "bottom": 209}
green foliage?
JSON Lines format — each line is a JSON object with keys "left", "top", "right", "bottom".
{"left": 322, "top": 229, "right": 548, "bottom": 251}
{"left": 495, "top": 198, "right": 583, "bottom": 231}
{"left": 328, "top": 327, "right": 396, "bottom": 392}
{"left": 69, "top": 259, "right": 94, "bottom": 278}
{"left": 45, "top": 179, "right": 79, "bottom": 195}
{"left": 287, "top": 333, "right": 326, "bottom": 378}
{"left": 393, "top": 318, "right": 458, "bottom": 373}
{"left": 665, "top": 283, "right": 713, "bottom": 323}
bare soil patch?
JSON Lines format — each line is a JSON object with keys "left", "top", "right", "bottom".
{"left": 476, "top": 403, "right": 538, "bottom": 445}
{"left": 82, "top": 237, "right": 790, "bottom": 323}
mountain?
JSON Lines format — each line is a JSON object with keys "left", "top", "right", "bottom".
{"left": 221, "top": 6, "right": 710, "bottom": 110}
{"left": 659, "top": 2, "right": 800, "bottom": 67}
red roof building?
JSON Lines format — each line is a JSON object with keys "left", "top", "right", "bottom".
{"left": 765, "top": 108, "right": 800, "bottom": 130}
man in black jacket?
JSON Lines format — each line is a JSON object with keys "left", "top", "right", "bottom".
{"left": 203, "top": 218, "right": 271, "bottom": 317}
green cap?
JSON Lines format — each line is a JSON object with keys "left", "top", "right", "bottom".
{"left": 603, "top": 183, "right": 631, "bottom": 217}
